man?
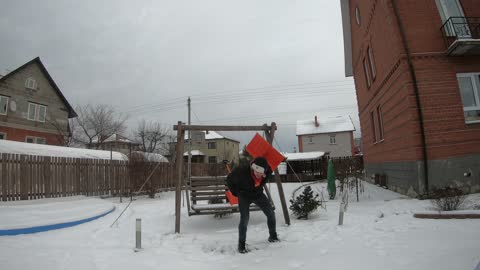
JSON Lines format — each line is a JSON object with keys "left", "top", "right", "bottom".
{"left": 226, "top": 156, "right": 279, "bottom": 254}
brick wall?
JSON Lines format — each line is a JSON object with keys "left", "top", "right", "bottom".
{"left": 350, "top": 0, "right": 480, "bottom": 165}
{"left": 0, "top": 126, "right": 64, "bottom": 145}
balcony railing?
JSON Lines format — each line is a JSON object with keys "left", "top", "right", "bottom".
{"left": 440, "top": 17, "right": 480, "bottom": 55}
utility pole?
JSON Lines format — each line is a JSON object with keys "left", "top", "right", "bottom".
{"left": 187, "top": 97, "right": 192, "bottom": 183}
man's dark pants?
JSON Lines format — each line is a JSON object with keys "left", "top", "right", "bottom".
{"left": 238, "top": 193, "right": 276, "bottom": 243}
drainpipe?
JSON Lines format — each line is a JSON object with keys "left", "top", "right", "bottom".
{"left": 391, "top": 0, "right": 429, "bottom": 194}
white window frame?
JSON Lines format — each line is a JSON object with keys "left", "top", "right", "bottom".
{"left": 371, "top": 111, "right": 378, "bottom": 143}
{"left": 27, "top": 102, "right": 47, "bottom": 122}
{"left": 25, "top": 77, "right": 37, "bottom": 90}
{"left": 308, "top": 136, "right": 314, "bottom": 144}
{"left": 363, "top": 58, "right": 372, "bottom": 88}
{"left": 0, "top": 132, "right": 6, "bottom": 139}
{"left": 457, "top": 72, "right": 480, "bottom": 124}
{"left": 0, "top": 95, "right": 9, "bottom": 115}
{"left": 329, "top": 135, "right": 336, "bottom": 145}
{"left": 435, "top": 0, "right": 470, "bottom": 37}
{"left": 377, "top": 105, "right": 385, "bottom": 141}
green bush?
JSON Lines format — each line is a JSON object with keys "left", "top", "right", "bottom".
{"left": 289, "top": 186, "right": 322, "bottom": 219}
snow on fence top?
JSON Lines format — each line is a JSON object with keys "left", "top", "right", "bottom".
{"left": 0, "top": 140, "right": 127, "bottom": 160}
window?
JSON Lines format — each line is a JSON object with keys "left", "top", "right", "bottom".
{"left": 457, "top": 73, "right": 480, "bottom": 123}
{"left": 363, "top": 58, "right": 372, "bottom": 88}
{"left": 208, "top": 156, "right": 217, "bottom": 163}
{"left": 27, "top": 103, "right": 47, "bottom": 122}
{"left": 25, "top": 77, "right": 37, "bottom": 89}
{"left": 26, "top": 136, "right": 45, "bottom": 144}
{"left": 308, "top": 136, "right": 313, "bottom": 144}
{"left": 329, "top": 135, "right": 336, "bottom": 145}
{"left": 207, "top": 142, "right": 216, "bottom": 149}
{"left": 0, "top": 95, "right": 8, "bottom": 115}
{"left": 0, "top": 132, "right": 6, "bottom": 139}
{"left": 435, "top": 0, "right": 470, "bottom": 37}
{"left": 355, "top": 7, "right": 361, "bottom": 25}
{"left": 377, "top": 106, "right": 385, "bottom": 141}
{"left": 368, "top": 47, "right": 376, "bottom": 80}
{"left": 371, "top": 111, "right": 378, "bottom": 143}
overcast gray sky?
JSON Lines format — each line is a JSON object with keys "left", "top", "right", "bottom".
{"left": 0, "top": 0, "right": 358, "bottom": 152}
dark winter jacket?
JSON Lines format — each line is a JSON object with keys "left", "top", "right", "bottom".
{"left": 226, "top": 165, "right": 272, "bottom": 200}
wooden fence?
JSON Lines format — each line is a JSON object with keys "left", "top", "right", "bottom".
{"left": 282, "top": 156, "right": 364, "bottom": 182}
{"left": 0, "top": 153, "right": 227, "bottom": 201}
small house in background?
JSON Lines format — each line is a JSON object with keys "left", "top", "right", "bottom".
{"left": 296, "top": 115, "right": 355, "bottom": 157}
{"left": 88, "top": 133, "right": 141, "bottom": 155}
{"left": 181, "top": 131, "right": 240, "bottom": 165}
{"left": 0, "top": 57, "right": 77, "bottom": 145}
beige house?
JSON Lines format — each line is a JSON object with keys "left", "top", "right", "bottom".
{"left": 183, "top": 131, "right": 240, "bottom": 165}
{"left": 296, "top": 115, "right": 355, "bottom": 157}
{"left": 88, "top": 133, "right": 141, "bottom": 155}
{"left": 0, "top": 57, "right": 77, "bottom": 145}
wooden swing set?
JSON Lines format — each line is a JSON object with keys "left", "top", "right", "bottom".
{"left": 173, "top": 122, "right": 291, "bottom": 233}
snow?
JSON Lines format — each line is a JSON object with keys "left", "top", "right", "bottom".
{"left": 183, "top": 150, "right": 205, "bottom": 156}
{"left": 185, "top": 130, "right": 237, "bottom": 141}
{"left": 1, "top": 182, "right": 480, "bottom": 270}
{"left": 296, "top": 115, "right": 355, "bottom": 135}
{"left": 283, "top": 151, "right": 325, "bottom": 161}
{"left": 132, "top": 151, "right": 169, "bottom": 162}
{"left": 0, "top": 139, "right": 127, "bottom": 160}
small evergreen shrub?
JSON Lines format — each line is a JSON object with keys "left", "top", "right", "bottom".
{"left": 289, "top": 186, "right": 322, "bottom": 219}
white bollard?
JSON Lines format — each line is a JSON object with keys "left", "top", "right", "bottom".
{"left": 135, "top": 218, "right": 141, "bottom": 251}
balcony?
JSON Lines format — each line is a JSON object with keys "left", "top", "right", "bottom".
{"left": 441, "top": 17, "right": 480, "bottom": 56}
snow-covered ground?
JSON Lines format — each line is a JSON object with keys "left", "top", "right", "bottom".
{"left": 1, "top": 181, "right": 479, "bottom": 270}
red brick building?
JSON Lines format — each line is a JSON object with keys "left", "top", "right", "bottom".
{"left": 0, "top": 58, "right": 77, "bottom": 146}
{"left": 340, "top": 0, "right": 480, "bottom": 196}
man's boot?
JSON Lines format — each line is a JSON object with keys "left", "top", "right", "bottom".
{"left": 238, "top": 241, "right": 248, "bottom": 253}
{"left": 268, "top": 232, "right": 279, "bottom": 242}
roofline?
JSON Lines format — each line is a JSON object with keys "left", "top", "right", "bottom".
{"left": 340, "top": 0, "right": 354, "bottom": 77}
{"left": 0, "top": 57, "right": 77, "bottom": 118}
{"left": 206, "top": 137, "right": 240, "bottom": 143}
{"left": 296, "top": 129, "right": 355, "bottom": 136}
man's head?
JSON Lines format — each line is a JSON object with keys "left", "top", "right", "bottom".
{"left": 250, "top": 157, "right": 271, "bottom": 178}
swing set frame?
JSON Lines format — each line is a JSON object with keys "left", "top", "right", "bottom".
{"left": 173, "top": 122, "right": 290, "bottom": 233}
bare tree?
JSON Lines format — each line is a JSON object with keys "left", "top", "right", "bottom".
{"left": 73, "top": 104, "right": 128, "bottom": 148}
{"left": 133, "top": 120, "right": 174, "bottom": 154}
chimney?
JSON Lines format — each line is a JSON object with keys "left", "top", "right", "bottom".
{"left": 314, "top": 115, "right": 319, "bottom": 127}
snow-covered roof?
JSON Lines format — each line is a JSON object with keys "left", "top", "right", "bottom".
{"left": 0, "top": 140, "right": 127, "bottom": 160}
{"left": 283, "top": 151, "right": 325, "bottom": 161}
{"left": 131, "top": 151, "right": 169, "bottom": 162}
{"left": 296, "top": 115, "right": 355, "bottom": 136}
{"left": 184, "top": 131, "right": 239, "bottom": 142}
{"left": 92, "top": 134, "right": 139, "bottom": 144}
{"left": 183, "top": 150, "right": 205, "bottom": 156}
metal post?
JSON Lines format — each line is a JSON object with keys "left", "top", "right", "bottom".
{"left": 135, "top": 218, "right": 141, "bottom": 251}
{"left": 338, "top": 202, "right": 344, "bottom": 226}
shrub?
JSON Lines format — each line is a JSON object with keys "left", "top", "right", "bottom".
{"left": 289, "top": 186, "right": 322, "bottom": 219}
{"left": 430, "top": 187, "right": 466, "bottom": 211}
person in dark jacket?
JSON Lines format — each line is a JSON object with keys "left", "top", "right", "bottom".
{"left": 226, "top": 156, "right": 279, "bottom": 253}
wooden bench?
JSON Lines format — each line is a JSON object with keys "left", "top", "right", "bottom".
{"left": 188, "top": 175, "right": 274, "bottom": 216}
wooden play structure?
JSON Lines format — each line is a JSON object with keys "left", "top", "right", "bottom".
{"left": 173, "top": 122, "right": 290, "bottom": 233}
